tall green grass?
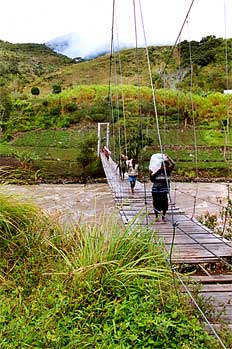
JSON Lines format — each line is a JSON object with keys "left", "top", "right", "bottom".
{"left": 0, "top": 194, "right": 229, "bottom": 348}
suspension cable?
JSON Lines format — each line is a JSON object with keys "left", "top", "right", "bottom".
{"left": 108, "top": 0, "right": 116, "bottom": 159}
{"left": 223, "top": 0, "right": 231, "bottom": 176}
{"left": 222, "top": 0, "right": 231, "bottom": 236}
{"left": 161, "top": 0, "right": 196, "bottom": 76}
{"left": 133, "top": 0, "right": 148, "bottom": 225}
{"left": 133, "top": 0, "right": 143, "bottom": 150}
{"left": 185, "top": 20, "right": 199, "bottom": 219}
{"left": 110, "top": 5, "right": 127, "bottom": 199}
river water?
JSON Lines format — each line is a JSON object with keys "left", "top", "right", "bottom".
{"left": 0, "top": 182, "right": 229, "bottom": 226}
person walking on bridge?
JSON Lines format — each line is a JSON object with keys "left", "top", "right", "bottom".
{"left": 127, "top": 158, "right": 139, "bottom": 194}
{"left": 149, "top": 153, "right": 175, "bottom": 222}
{"left": 102, "top": 145, "right": 111, "bottom": 160}
{"left": 117, "top": 154, "right": 127, "bottom": 181}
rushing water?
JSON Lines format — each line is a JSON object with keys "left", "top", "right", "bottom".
{"left": 0, "top": 182, "right": 229, "bottom": 226}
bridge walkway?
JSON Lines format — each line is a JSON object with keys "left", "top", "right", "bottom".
{"left": 101, "top": 153, "right": 232, "bottom": 328}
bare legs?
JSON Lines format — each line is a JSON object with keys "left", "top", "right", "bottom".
{"left": 130, "top": 180, "right": 136, "bottom": 193}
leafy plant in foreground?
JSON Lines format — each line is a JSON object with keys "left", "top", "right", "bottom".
{"left": 0, "top": 198, "right": 224, "bottom": 348}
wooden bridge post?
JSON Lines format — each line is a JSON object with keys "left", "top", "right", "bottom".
{"left": 97, "top": 122, "right": 110, "bottom": 156}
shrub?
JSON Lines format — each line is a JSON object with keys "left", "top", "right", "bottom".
{"left": 31, "top": 86, "right": 40, "bottom": 96}
{"left": 52, "top": 84, "right": 62, "bottom": 94}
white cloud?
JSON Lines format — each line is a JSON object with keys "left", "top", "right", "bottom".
{"left": 0, "top": 0, "right": 232, "bottom": 57}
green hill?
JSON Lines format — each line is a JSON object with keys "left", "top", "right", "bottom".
{"left": 23, "top": 35, "right": 232, "bottom": 96}
{"left": 0, "top": 40, "right": 73, "bottom": 92}
{"left": 1, "top": 35, "right": 232, "bottom": 96}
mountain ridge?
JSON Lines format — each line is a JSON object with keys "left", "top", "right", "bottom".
{"left": 1, "top": 35, "right": 232, "bottom": 96}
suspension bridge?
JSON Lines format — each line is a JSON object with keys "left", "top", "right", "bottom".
{"left": 99, "top": 0, "right": 232, "bottom": 347}
{"left": 101, "top": 152, "right": 232, "bottom": 336}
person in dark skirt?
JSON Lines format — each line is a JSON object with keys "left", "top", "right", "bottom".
{"left": 149, "top": 154, "right": 175, "bottom": 222}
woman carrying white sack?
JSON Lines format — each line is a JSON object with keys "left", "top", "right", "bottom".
{"left": 149, "top": 153, "right": 175, "bottom": 222}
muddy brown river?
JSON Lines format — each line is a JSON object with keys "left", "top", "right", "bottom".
{"left": 0, "top": 182, "right": 229, "bottom": 226}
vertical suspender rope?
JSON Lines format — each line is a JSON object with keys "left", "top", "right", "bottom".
{"left": 161, "top": 0, "right": 195, "bottom": 75}
{"left": 222, "top": 0, "right": 231, "bottom": 235}
{"left": 133, "top": 0, "right": 143, "bottom": 150}
{"left": 172, "top": 37, "right": 183, "bottom": 206}
{"left": 114, "top": 11, "right": 128, "bottom": 157}
{"left": 110, "top": 3, "right": 125, "bottom": 200}
{"left": 138, "top": 0, "right": 174, "bottom": 219}
{"left": 223, "top": 0, "right": 230, "bottom": 168}
{"left": 160, "top": 1, "right": 196, "bottom": 212}
{"left": 112, "top": 5, "right": 132, "bottom": 201}
{"left": 186, "top": 21, "right": 199, "bottom": 220}
{"left": 133, "top": 0, "right": 148, "bottom": 225}
{"left": 113, "top": 27, "right": 127, "bottom": 199}
{"left": 108, "top": 0, "right": 116, "bottom": 159}
{"left": 113, "top": 52, "right": 121, "bottom": 157}
{"left": 138, "top": 0, "right": 180, "bottom": 299}
{"left": 223, "top": 0, "right": 231, "bottom": 178}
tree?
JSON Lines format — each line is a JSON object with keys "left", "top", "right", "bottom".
{"left": 52, "top": 84, "right": 62, "bottom": 94}
{"left": 31, "top": 86, "right": 40, "bottom": 96}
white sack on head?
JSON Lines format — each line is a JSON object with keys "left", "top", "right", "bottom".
{"left": 149, "top": 153, "right": 168, "bottom": 174}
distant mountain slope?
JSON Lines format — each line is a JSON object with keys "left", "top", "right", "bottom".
{"left": 2, "top": 35, "right": 232, "bottom": 96}
{"left": 26, "top": 36, "right": 232, "bottom": 96}
{"left": 0, "top": 40, "right": 73, "bottom": 92}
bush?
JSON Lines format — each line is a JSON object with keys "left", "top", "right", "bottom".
{"left": 52, "top": 84, "right": 62, "bottom": 94}
{"left": 31, "top": 86, "right": 40, "bottom": 96}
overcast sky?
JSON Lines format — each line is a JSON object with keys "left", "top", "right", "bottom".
{"left": 1, "top": 0, "right": 232, "bottom": 57}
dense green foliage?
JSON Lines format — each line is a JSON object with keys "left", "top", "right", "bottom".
{"left": 1, "top": 193, "right": 228, "bottom": 348}
{"left": 3, "top": 85, "right": 232, "bottom": 133}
